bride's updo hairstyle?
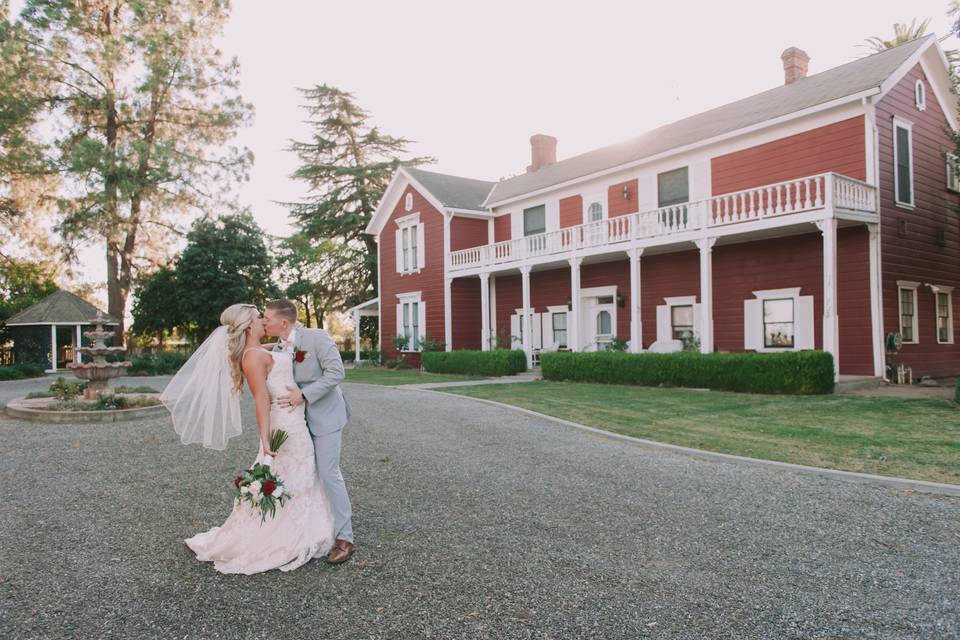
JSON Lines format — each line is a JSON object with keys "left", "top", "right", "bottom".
{"left": 220, "top": 303, "right": 259, "bottom": 393}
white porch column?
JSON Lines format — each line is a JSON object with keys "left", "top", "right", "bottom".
{"left": 480, "top": 272, "right": 491, "bottom": 351}
{"left": 568, "top": 257, "right": 582, "bottom": 352}
{"left": 696, "top": 238, "right": 716, "bottom": 353}
{"left": 628, "top": 248, "right": 643, "bottom": 353}
{"left": 444, "top": 277, "right": 453, "bottom": 352}
{"left": 868, "top": 223, "right": 884, "bottom": 377}
{"left": 818, "top": 217, "right": 840, "bottom": 379}
{"left": 75, "top": 325, "right": 83, "bottom": 364}
{"left": 49, "top": 324, "right": 57, "bottom": 372}
{"left": 353, "top": 310, "right": 361, "bottom": 363}
{"left": 520, "top": 266, "right": 532, "bottom": 366}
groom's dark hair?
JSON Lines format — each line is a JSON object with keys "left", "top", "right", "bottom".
{"left": 265, "top": 299, "right": 299, "bottom": 323}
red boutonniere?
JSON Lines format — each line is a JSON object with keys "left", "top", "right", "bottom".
{"left": 293, "top": 348, "right": 309, "bottom": 363}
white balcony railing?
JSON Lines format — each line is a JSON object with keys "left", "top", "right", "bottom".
{"left": 448, "top": 173, "right": 877, "bottom": 272}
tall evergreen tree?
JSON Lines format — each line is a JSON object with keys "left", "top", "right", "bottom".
{"left": 3, "top": 0, "right": 252, "bottom": 342}
{"left": 174, "top": 212, "right": 277, "bottom": 339}
{"left": 287, "top": 84, "right": 433, "bottom": 295}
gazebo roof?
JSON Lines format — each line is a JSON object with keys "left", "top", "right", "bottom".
{"left": 4, "top": 290, "right": 117, "bottom": 326}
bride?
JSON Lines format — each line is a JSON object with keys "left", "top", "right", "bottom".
{"left": 160, "top": 303, "right": 335, "bottom": 574}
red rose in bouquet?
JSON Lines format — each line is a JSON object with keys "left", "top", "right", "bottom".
{"left": 262, "top": 480, "right": 277, "bottom": 496}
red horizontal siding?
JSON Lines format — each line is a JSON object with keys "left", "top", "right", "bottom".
{"left": 560, "top": 195, "right": 582, "bottom": 228}
{"left": 712, "top": 116, "right": 866, "bottom": 195}
{"left": 378, "top": 184, "right": 445, "bottom": 362}
{"left": 494, "top": 214, "right": 511, "bottom": 242}
{"left": 450, "top": 216, "right": 488, "bottom": 251}
{"left": 877, "top": 63, "right": 960, "bottom": 377}
{"left": 451, "top": 277, "right": 482, "bottom": 350}
{"left": 640, "top": 250, "right": 700, "bottom": 349}
{"left": 608, "top": 179, "right": 639, "bottom": 217}
{"left": 836, "top": 226, "right": 874, "bottom": 375}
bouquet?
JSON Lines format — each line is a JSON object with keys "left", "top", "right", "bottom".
{"left": 231, "top": 430, "right": 291, "bottom": 522}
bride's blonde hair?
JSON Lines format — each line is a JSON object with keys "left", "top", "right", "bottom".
{"left": 220, "top": 304, "right": 259, "bottom": 393}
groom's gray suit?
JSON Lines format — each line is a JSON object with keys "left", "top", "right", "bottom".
{"left": 276, "top": 327, "right": 353, "bottom": 543}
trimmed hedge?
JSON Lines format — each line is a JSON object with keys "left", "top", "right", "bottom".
{"left": 540, "top": 350, "right": 835, "bottom": 395}
{"left": 0, "top": 363, "right": 46, "bottom": 381}
{"left": 955, "top": 377, "right": 959, "bottom": 404}
{"left": 421, "top": 349, "right": 527, "bottom": 376}
{"left": 128, "top": 352, "right": 190, "bottom": 375}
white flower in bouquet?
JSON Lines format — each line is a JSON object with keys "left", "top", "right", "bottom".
{"left": 273, "top": 485, "right": 284, "bottom": 498}
{"left": 249, "top": 480, "right": 262, "bottom": 496}
{"left": 240, "top": 485, "right": 250, "bottom": 495}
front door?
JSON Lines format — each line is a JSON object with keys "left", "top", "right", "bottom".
{"left": 582, "top": 295, "right": 616, "bottom": 351}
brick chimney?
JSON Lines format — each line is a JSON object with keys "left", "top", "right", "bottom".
{"left": 527, "top": 134, "right": 557, "bottom": 173}
{"left": 780, "top": 47, "right": 810, "bottom": 85}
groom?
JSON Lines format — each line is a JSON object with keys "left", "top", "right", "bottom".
{"left": 262, "top": 299, "right": 355, "bottom": 564}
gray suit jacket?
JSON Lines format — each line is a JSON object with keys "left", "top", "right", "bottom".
{"left": 276, "top": 328, "right": 351, "bottom": 437}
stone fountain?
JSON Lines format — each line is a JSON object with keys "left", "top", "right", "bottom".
{"left": 67, "top": 311, "right": 131, "bottom": 399}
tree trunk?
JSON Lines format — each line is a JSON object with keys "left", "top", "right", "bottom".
{"left": 363, "top": 235, "right": 378, "bottom": 294}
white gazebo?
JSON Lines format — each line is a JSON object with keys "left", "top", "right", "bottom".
{"left": 346, "top": 298, "right": 379, "bottom": 363}
{"left": 4, "top": 290, "right": 118, "bottom": 373}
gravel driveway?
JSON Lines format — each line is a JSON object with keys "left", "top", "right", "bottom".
{"left": 1, "top": 377, "right": 958, "bottom": 639}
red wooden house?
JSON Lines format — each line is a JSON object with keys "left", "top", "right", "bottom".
{"left": 364, "top": 36, "right": 959, "bottom": 381}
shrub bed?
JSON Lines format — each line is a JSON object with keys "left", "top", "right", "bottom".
{"left": 0, "top": 363, "right": 46, "bottom": 380}
{"left": 128, "top": 351, "right": 189, "bottom": 375}
{"left": 540, "top": 350, "right": 834, "bottom": 395}
{"left": 955, "top": 377, "right": 959, "bottom": 404}
{"left": 422, "top": 349, "right": 527, "bottom": 377}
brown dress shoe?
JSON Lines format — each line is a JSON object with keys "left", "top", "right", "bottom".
{"left": 325, "top": 539, "right": 354, "bottom": 565}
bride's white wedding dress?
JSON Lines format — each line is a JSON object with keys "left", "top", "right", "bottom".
{"left": 184, "top": 351, "right": 335, "bottom": 574}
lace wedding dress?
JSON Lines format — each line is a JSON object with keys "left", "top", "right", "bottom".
{"left": 184, "top": 351, "right": 335, "bottom": 574}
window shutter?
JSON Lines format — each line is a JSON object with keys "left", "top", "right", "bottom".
{"left": 656, "top": 305, "right": 670, "bottom": 342}
{"left": 418, "top": 301, "right": 426, "bottom": 349}
{"left": 743, "top": 299, "right": 762, "bottom": 350}
{"left": 532, "top": 312, "right": 543, "bottom": 350}
{"left": 692, "top": 303, "right": 702, "bottom": 339}
{"left": 510, "top": 313, "right": 520, "bottom": 349}
{"left": 395, "top": 304, "right": 404, "bottom": 348}
{"left": 795, "top": 296, "right": 815, "bottom": 350}
{"left": 395, "top": 229, "right": 403, "bottom": 273}
{"left": 542, "top": 313, "right": 554, "bottom": 350}
{"left": 417, "top": 223, "right": 426, "bottom": 270}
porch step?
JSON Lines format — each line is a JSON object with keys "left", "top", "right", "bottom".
{"left": 834, "top": 376, "right": 883, "bottom": 392}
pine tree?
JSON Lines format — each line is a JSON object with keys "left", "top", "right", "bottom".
{"left": 287, "top": 84, "right": 433, "bottom": 295}
{"left": 4, "top": 0, "right": 252, "bottom": 341}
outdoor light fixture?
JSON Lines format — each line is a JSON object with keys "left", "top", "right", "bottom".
{"left": 622, "top": 185, "right": 631, "bottom": 200}
{"left": 616, "top": 293, "right": 625, "bottom": 307}
{"left": 566, "top": 298, "right": 572, "bottom": 310}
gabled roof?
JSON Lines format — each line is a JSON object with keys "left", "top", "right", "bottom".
{"left": 405, "top": 167, "right": 495, "bottom": 211}
{"left": 4, "top": 290, "right": 116, "bottom": 326}
{"left": 484, "top": 35, "right": 936, "bottom": 206}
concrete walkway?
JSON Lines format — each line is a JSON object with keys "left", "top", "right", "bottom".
{"left": 0, "top": 378, "right": 957, "bottom": 639}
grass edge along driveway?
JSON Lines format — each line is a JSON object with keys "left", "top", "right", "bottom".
{"left": 440, "top": 381, "right": 960, "bottom": 485}
{"left": 345, "top": 367, "right": 487, "bottom": 386}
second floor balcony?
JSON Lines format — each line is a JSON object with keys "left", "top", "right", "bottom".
{"left": 449, "top": 173, "right": 877, "bottom": 274}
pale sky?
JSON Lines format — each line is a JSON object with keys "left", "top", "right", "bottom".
{"left": 12, "top": 0, "right": 960, "bottom": 289}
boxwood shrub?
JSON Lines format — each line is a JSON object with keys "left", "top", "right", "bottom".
{"left": 127, "top": 351, "right": 190, "bottom": 375}
{"left": 421, "top": 349, "right": 527, "bottom": 376}
{"left": 540, "top": 350, "right": 834, "bottom": 395}
{"left": 0, "top": 363, "right": 46, "bottom": 380}
{"left": 955, "top": 377, "right": 959, "bottom": 404}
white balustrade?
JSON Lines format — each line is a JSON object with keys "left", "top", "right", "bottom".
{"left": 447, "top": 172, "right": 877, "bottom": 272}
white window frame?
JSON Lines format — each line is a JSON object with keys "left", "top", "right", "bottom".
{"left": 582, "top": 192, "right": 607, "bottom": 225}
{"left": 897, "top": 280, "right": 920, "bottom": 344}
{"left": 394, "top": 212, "right": 425, "bottom": 275}
{"left": 892, "top": 116, "right": 915, "bottom": 209}
{"left": 946, "top": 153, "right": 960, "bottom": 193}
{"left": 656, "top": 295, "right": 700, "bottom": 343}
{"left": 930, "top": 284, "right": 954, "bottom": 345}
{"left": 404, "top": 192, "right": 414, "bottom": 211}
{"left": 395, "top": 291, "right": 425, "bottom": 352}
{"left": 546, "top": 305, "right": 569, "bottom": 350}
{"left": 915, "top": 79, "right": 926, "bottom": 112}
{"left": 743, "top": 287, "right": 814, "bottom": 352}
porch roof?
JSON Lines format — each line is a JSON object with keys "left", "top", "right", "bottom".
{"left": 4, "top": 290, "right": 117, "bottom": 326}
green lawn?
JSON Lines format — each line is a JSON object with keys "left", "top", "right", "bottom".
{"left": 441, "top": 381, "right": 960, "bottom": 485}
{"left": 344, "top": 367, "right": 487, "bottom": 386}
